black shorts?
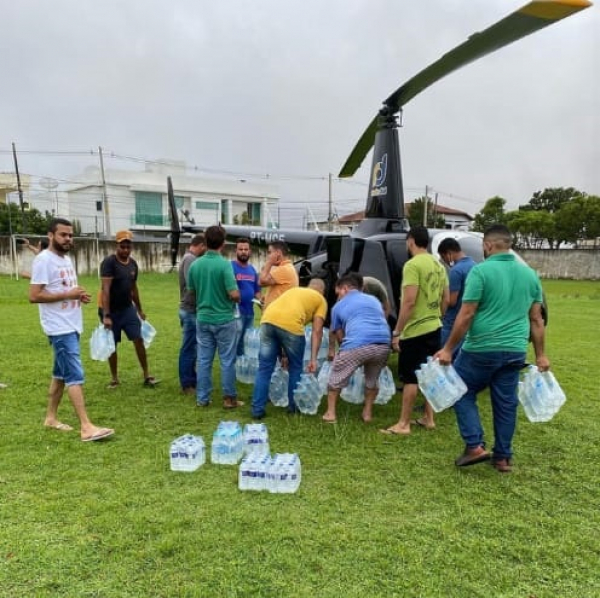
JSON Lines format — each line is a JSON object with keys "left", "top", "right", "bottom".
{"left": 397, "top": 328, "right": 441, "bottom": 385}
{"left": 99, "top": 305, "right": 141, "bottom": 344}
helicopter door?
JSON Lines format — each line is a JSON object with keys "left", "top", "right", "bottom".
{"left": 352, "top": 239, "right": 398, "bottom": 326}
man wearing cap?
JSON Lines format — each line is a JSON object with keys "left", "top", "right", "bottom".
{"left": 100, "top": 230, "right": 159, "bottom": 388}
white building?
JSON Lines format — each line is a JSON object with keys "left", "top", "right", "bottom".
{"left": 62, "top": 161, "right": 279, "bottom": 237}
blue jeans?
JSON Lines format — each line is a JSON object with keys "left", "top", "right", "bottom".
{"left": 453, "top": 350, "right": 527, "bottom": 460}
{"left": 178, "top": 309, "right": 197, "bottom": 389}
{"left": 236, "top": 313, "right": 255, "bottom": 356}
{"left": 251, "top": 323, "right": 305, "bottom": 418}
{"left": 196, "top": 320, "right": 238, "bottom": 406}
{"left": 441, "top": 323, "right": 464, "bottom": 359}
{"left": 49, "top": 332, "right": 85, "bottom": 386}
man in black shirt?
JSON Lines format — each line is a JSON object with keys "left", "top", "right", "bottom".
{"left": 100, "top": 230, "right": 159, "bottom": 388}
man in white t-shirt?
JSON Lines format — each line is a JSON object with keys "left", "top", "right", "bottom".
{"left": 29, "top": 218, "right": 114, "bottom": 442}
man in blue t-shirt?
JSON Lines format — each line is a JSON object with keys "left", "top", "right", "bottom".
{"left": 231, "top": 238, "right": 262, "bottom": 356}
{"left": 322, "top": 272, "right": 391, "bottom": 424}
{"left": 438, "top": 238, "right": 476, "bottom": 357}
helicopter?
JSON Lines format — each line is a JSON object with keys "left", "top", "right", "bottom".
{"left": 168, "top": 0, "right": 591, "bottom": 323}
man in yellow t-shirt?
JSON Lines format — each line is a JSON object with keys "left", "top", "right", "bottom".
{"left": 259, "top": 241, "right": 299, "bottom": 307}
{"left": 251, "top": 279, "right": 327, "bottom": 419}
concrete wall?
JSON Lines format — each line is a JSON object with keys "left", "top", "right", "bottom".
{"left": 0, "top": 236, "right": 270, "bottom": 278}
{"left": 518, "top": 249, "right": 600, "bottom": 280}
{"left": 0, "top": 237, "right": 598, "bottom": 280}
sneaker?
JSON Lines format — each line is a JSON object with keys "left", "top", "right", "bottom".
{"left": 455, "top": 445, "right": 491, "bottom": 467}
{"left": 143, "top": 377, "right": 160, "bottom": 388}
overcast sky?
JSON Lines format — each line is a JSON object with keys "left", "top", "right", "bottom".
{"left": 1, "top": 0, "right": 598, "bottom": 225}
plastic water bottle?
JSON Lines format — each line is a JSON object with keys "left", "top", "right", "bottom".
{"left": 238, "top": 455, "right": 250, "bottom": 490}
{"left": 257, "top": 454, "right": 270, "bottom": 491}
{"left": 233, "top": 304, "right": 241, "bottom": 319}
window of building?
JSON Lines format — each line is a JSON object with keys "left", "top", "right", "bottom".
{"left": 247, "top": 202, "right": 261, "bottom": 224}
{"left": 134, "top": 192, "right": 163, "bottom": 226}
{"left": 221, "top": 199, "right": 229, "bottom": 224}
{"left": 195, "top": 200, "right": 219, "bottom": 211}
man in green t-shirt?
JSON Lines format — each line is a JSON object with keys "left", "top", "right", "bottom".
{"left": 187, "top": 226, "right": 242, "bottom": 409}
{"left": 436, "top": 224, "right": 550, "bottom": 473}
{"left": 381, "top": 226, "right": 448, "bottom": 436}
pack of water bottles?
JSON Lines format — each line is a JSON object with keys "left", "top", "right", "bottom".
{"left": 244, "top": 327, "right": 261, "bottom": 358}
{"left": 89, "top": 325, "right": 116, "bottom": 361}
{"left": 317, "top": 361, "right": 332, "bottom": 396}
{"left": 302, "top": 325, "right": 330, "bottom": 370}
{"left": 211, "top": 421, "right": 244, "bottom": 465}
{"left": 235, "top": 355, "right": 259, "bottom": 384}
{"left": 341, "top": 367, "right": 365, "bottom": 404}
{"left": 238, "top": 452, "right": 302, "bottom": 493}
{"left": 293, "top": 373, "right": 322, "bottom": 415}
{"left": 242, "top": 423, "right": 270, "bottom": 455}
{"left": 269, "top": 368, "right": 323, "bottom": 415}
{"left": 518, "top": 365, "right": 566, "bottom": 423}
{"left": 170, "top": 434, "right": 206, "bottom": 472}
{"left": 269, "top": 365, "right": 289, "bottom": 407}
{"left": 374, "top": 366, "right": 396, "bottom": 405}
{"left": 415, "top": 357, "right": 467, "bottom": 412}
{"left": 234, "top": 327, "right": 261, "bottom": 384}
{"left": 339, "top": 366, "right": 396, "bottom": 405}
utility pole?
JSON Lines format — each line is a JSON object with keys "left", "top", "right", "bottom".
{"left": 422, "top": 184, "right": 429, "bottom": 227}
{"left": 328, "top": 173, "right": 333, "bottom": 232}
{"left": 11, "top": 142, "right": 26, "bottom": 233}
{"left": 98, "top": 146, "right": 110, "bottom": 237}
{"left": 433, "top": 192, "right": 439, "bottom": 227}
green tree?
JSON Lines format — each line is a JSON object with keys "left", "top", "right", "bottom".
{"left": 0, "top": 202, "right": 53, "bottom": 235}
{"left": 555, "top": 194, "right": 600, "bottom": 247}
{"left": 472, "top": 196, "right": 507, "bottom": 232}
{"left": 407, "top": 197, "right": 445, "bottom": 228}
{"left": 520, "top": 187, "right": 582, "bottom": 213}
{"left": 506, "top": 209, "right": 555, "bottom": 249}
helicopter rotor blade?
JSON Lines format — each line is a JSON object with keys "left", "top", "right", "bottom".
{"left": 338, "top": 0, "right": 592, "bottom": 178}
{"left": 167, "top": 176, "right": 181, "bottom": 268}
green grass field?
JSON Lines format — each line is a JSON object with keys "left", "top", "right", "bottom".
{"left": 0, "top": 275, "right": 598, "bottom": 597}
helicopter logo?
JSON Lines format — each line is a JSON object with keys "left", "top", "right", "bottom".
{"left": 370, "top": 153, "right": 387, "bottom": 197}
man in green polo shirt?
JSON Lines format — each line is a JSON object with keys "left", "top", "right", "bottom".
{"left": 436, "top": 224, "right": 550, "bottom": 473}
{"left": 187, "top": 226, "right": 242, "bottom": 409}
